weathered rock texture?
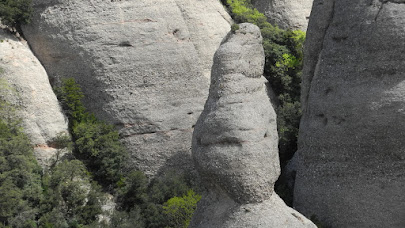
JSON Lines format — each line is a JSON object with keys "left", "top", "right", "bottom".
{"left": 295, "top": 0, "right": 405, "bottom": 227}
{"left": 0, "top": 29, "right": 69, "bottom": 168}
{"left": 22, "top": 0, "right": 232, "bottom": 175}
{"left": 190, "top": 23, "right": 315, "bottom": 228}
{"left": 253, "top": 0, "right": 313, "bottom": 30}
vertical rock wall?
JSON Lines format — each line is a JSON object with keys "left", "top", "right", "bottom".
{"left": 295, "top": 0, "right": 405, "bottom": 227}
{"left": 253, "top": 0, "right": 314, "bottom": 30}
{"left": 0, "top": 30, "right": 69, "bottom": 168}
{"left": 22, "top": 0, "right": 232, "bottom": 176}
{"left": 190, "top": 23, "right": 315, "bottom": 228}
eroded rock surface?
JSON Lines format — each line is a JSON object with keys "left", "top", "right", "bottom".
{"left": 22, "top": 0, "right": 231, "bottom": 176}
{"left": 295, "top": 0, "right": 405, "bottom": 227}
{"left": 0, "top": 29, "right": 69, "bottom": 168}
{"left": 254, "top": 0, "right": 313, "bottom": 30}
{"left": 190, "top": 23, "right": 315, "bottom": 228}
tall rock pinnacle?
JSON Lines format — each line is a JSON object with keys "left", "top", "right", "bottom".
{"left": 295, "top": 0, "right": 405, "bottom": 227}
{"left": 190, "top": 23, "right": 315, "bottom": 228}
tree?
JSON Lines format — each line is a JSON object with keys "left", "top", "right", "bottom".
{"left": 39, "top": 160, "right": 104, "bottom": 227}
{"left": 163, "top": 190, "right": 201, "bottom": 228}
{"left": 55, "top": 78, "right": 128, "bottom": 189}
{"left": 0, "top": 92, "right": 42, "bottom": 227}
{"left": 0, "top": 0, "right": 32, "bottom": 27}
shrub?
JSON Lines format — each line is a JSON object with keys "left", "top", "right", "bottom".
{"left": 0, "top": 0, "right": 32, "bottom": 27}
{"left": 0, "top": 80, "right": 42, "bottom": 228}
{"left": 73, "top": 120, "right": 127, "bottom": 187}
{"left": 55, "top": 78, "right": 128, "bottom": 189}
{"left": 231, "top": 23, "right": 240, "bottom": 33}
{"left": 163, "top": 190, "right": 201, "bottom": 228}
{"left": 39, "top": 160, "right": 104, "bottom": 227}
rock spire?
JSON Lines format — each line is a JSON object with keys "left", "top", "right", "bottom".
{"left": 190, "top": 23, "right": 315, "bottom": 228}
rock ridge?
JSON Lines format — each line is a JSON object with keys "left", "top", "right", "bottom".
{"left": 0, "top": 29, "right": 69, "bottom": 168}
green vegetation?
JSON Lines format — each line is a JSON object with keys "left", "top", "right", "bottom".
{"left": 39, "top": 160, "right": 104, "bottom": 227}
{"left": 0, "top": 77, "right": 201, "bottom": 227}
{"left": 55, "top": 78, "right": 127, "bottom": 189}
{"left": 222, "top": 0, "right": 305, "bottom": 205}
{"left": 163, "top": 190, "right": 201, "bottom": 228}
{"left": 0, "top": 105, "right": 42, "bottom": 228}
{"left": 0, "top": 79, "right": 41, "bottom": 228}
{"left": 114, "top": 170, "right": 200, "bottom": 228}
{"left": 56, "top": 78, "right": 201, "bottom": 227}
{"left": 0, "top": 0, "right": 32, "bottom": 27}
{"left": 0, "top": 79, "right": 105, "bottom": 228}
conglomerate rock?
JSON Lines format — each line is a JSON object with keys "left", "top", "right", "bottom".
{"left": 22, "top": 0, "right": 232, "bottom": 176}
{"left": 253, "top": 0, "right": 314, "bottom": 31}
{"left": 190, "top": 23, "right": 315, "bottom": 228}
{"left": 294, "top": 0, "right": 405, "bottom": 227}
{"left": 0, "top": 29, "right": 69, "bottom": 168}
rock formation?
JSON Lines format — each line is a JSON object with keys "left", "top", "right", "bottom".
{"left": 0, "top": 29, "right": 69, "bottom": 168}
{"left": 190, "top": 23, "right": 315, "bottom": 228}
{"left": 22, "top": 0, "right": 232, "bottom": 176}
{"left": 294, "top": 0, "right": 405, "bottom": 227}
{"left": 253, "top": 0, "right": 313, "bottom": 30}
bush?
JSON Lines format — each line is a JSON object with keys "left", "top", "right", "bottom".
{"left": 39, "top": 160, "right": 104, "bottom": 227}
{"left": 0, "top": 80, "right": 42, "bottom": 228}
{"left": 163, "top": 190, "right": 201, "bottom": 228}
{"left": 73, "top": 120, "right": 127, "bottom": 187}
{"left": 0, "top": 0, "right": 32, "bottom": 27}
{"left": 55, "top": 78, "right": 128, "bottom": 189}
{"left": 114, "top": 170, "right": 199, "bottom": 228}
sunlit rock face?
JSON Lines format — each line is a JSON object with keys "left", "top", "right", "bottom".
{"left": 190, "top": 23, "right": 316, "bottom": 228}
{"left": 22, "top": 0, "right": 232, "bottom": 176}
{"left": 0, "top": 30, "right": 69, "bottom": 168}
{"left": 295, "top": 0, "right": 405, "bottom": 227}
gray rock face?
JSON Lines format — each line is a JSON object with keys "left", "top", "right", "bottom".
{"left": 22, "top": 0, "right": 231, "bottom": 176}
{"left": 295, "top": 0, "right": 405, "bottom": 227}
{"left": 191, "top": 23, "right": 315, "bottom": 228}
{"left": 254, "top": 0, "right": 313, "bottom": 30}
{"left": 0, "top": 30, "right": 69, "bottom": 168}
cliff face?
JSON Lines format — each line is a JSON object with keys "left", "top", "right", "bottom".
{"left": 22, "top": 0, "right": 231, "bottom": 175}
{"left": 190, "top": 23, "right": 315, "bottom": 228}
{"left": 0, "top": 30, "right": 69, "bottom": 168}
{"left": 253, "top": 0, "right": 313, "bottom": 30}
{"left": 295, "top": 0, "right": 405, "bottom": 227}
